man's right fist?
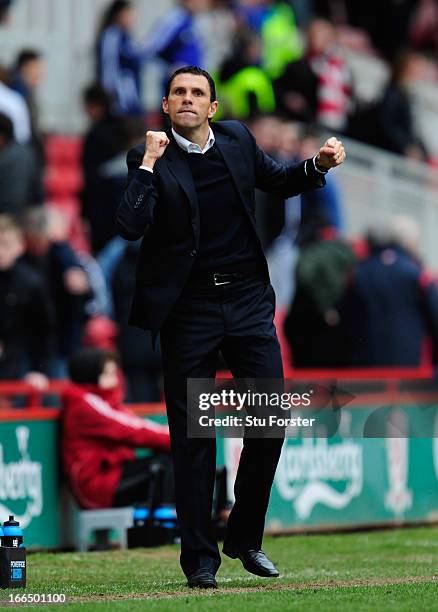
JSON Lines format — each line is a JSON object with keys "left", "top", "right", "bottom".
{"left": 142, "top": 131, "right": 170, "bottom": 169}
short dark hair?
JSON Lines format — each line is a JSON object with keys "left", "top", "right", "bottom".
{"left": 15, "top": 49, "right": 41, "bottom": 70}
{"left": 99, "top": 0, "right": 131, "bottom": 34}
{"left": 68, "top": 348, "right": 119, "bottom": 385}
{"left": 165, "top": 66, "right": 216, "bottom": 102}
{"left": 83, "top": 82, "right": 112, "bottom": 112}
{"left": 0, "top": 0, "right": 11, "bottom": 23}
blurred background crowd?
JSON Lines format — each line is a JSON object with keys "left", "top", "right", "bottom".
{"left": 1, "top": 0, "right": 438, "bottom": 404}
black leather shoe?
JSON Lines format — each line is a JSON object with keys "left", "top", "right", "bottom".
{"left": 187, "top": 569, "right": 218, "bottom": 589}
{"left": 223, "top": 543, "right": 279, "bottom": 577}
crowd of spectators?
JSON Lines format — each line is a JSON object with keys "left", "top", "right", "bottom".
{"left": 91, "top": 0, "right": 438, "bottom": 161}
{"left": 1, "top": 0, "right": 438, "bottom": 407}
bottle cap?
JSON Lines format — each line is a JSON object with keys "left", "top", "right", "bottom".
{"left": 153, "top": 507, "right": 177, "bottom": 520}
{"left": 133, "top": 507, "right": 150, "bottom": 521}
{"left": 3, "top": 516, "right": 22, "bottom": 537}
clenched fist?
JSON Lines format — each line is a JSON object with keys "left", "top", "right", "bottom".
{"left": 316, "top": 137, "right": 346, "bottom": 171}
{"left": 142, "top": 131, "right": 170, "bottom": 169}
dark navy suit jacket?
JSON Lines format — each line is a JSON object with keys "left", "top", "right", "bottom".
{"left": 116, "top": 120, "right": 325, "bottom": 338}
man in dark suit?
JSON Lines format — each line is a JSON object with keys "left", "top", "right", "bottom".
{"left": 116, "top": 66, "right": 345, "bottom": 588}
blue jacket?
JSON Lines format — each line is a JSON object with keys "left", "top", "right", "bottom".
{"left": 146, "top": 8, "right": 203, "bottom": 69}
{"left": 342, "top": 246, "right": 438, "bottom": 366}
{"left": 97, "top": 25, "right": 145, "bottom": 115}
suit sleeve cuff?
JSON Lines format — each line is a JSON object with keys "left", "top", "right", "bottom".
{"left": 312, "top": 155, "right": 329, "bottom": 174}
{"left": 304, "top": 158, "right": 327, "bottom": 187}
{"left": 133, "top": 167, "right": 154, "bottom": 186}
{"left": 139, "top": 165, "right": 154, "bottom": 173}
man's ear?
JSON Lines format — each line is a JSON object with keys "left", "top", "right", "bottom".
{"left": 208, "top": 101, "right": 218, "bottom": 119}
{"left": 162, "top": 97, "right": 169, "bottom": 115}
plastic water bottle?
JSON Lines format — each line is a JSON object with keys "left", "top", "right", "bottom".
{"left": 0, "top": 516, "right": 26, "bottom": 589}
{"left": 153, "top": 506, "right": 179, "bottom": 544}
{"left": 153, "top": 506, "right": 177, "bottom": 529}
{"left": 2, "top": 516, "right": 24, "bottom": 548}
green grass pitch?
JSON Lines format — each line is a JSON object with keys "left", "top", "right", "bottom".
{"left": 1, "top": 527, "right": 437, "bottom": 611}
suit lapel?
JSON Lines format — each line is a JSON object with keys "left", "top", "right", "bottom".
{"left": 164, "top": 138, "right": 200, "bottom": 247}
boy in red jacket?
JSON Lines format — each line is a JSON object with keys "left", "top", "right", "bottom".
{"left": 61, "top": 348, "right": 172, "bottom": 509}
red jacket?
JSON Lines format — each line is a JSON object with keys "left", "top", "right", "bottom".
{"left": 61, "top": 383, "right": 170, "bottom": 509}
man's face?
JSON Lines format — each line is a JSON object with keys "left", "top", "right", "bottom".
{"left": 308, "top": 20, "right": 335, "bottom": 55}
{"left": 0, "top": 230, "right": 24, "bottom": 270}
{"left": 118, "top": 6, "right": 136, "bottom": 30}
{"left": 162, "top": 73, "right": 217, "bottom": 131}
{"left": 84, "top": 102, "right": 105, "bottom": 122}
{"left": 22, "top": 59, "right": 45, "bottom": 88}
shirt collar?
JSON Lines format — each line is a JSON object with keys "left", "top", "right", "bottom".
{"left": 171, "top": 126, "right": 215, "bottom": 154}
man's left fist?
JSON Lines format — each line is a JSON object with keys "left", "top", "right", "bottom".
{"left": 316, "top": 137, "right": 346, "bottom": 170}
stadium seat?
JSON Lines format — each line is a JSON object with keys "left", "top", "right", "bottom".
{"left": 45, "top": 166, "right": 83, "bottom": 197}
{"left": 45, "top": 135, "right": 83, "bottom": 167}
{"left": 75, "top": 506, "right": 134, "bottom": 552}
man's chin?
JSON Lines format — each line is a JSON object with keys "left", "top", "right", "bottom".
{"left": 173, "top": 115, "right": 200, "bottom": 128}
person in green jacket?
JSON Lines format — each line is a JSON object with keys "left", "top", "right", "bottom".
{"left": 216, "top": 28, "right": 276, "bottom": 119}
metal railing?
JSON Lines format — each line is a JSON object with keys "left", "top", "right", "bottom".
{"left": 333, "top": 137, "right": 438, "bottom": 266}
{"left": 0, "top": 365, "right": 433, "bottom": 414}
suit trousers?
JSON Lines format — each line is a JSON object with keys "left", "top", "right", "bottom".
{"left": 160, "top": 276, "right": 284, "bottom": 578}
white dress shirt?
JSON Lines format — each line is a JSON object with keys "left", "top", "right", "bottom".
{"left": 171, "top": 126, "right": 215, "bottom": 154}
